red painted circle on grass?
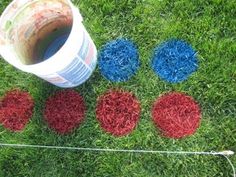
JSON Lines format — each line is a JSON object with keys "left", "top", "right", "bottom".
{"left": 0, "top": 89, "right": 34, "bottom": 132}
{"left": 152, "top": 92, "right": 201, "bottom": 139}
{"left": 44, "top": 90, "right": 86, "bottom": 134}
{"left": 96, "top": 90, "right": 141, "bottom": 137}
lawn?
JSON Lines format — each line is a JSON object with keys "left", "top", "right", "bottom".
{"left": 0, "top": 0, "right": 236, "bottom": 176}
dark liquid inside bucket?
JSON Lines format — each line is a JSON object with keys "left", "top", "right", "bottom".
{"left": 43, "top": 33, "right": 70, "bottom": 59}
{"left": 32, "top": 25, "right": 72, "bottom": 64}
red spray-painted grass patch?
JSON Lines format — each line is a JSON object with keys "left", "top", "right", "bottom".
{"left": 96, "top": 90, "right": 141, "bottom": 137}
{"left": 152, "top": 92, "right": 201, "bottom": 139}
{"left": 0, "top": 89, "right": 34, "bottom": 132}
{"left": 44, "top": 90, "right": 86, "bottom": 134}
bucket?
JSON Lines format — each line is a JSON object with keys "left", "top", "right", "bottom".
{"left": 0, "top": 0, "right": 97, "bottom": 88}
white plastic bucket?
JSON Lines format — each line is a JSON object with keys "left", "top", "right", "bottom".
{"left": 0, "top": 0, "right": 97, "bottom": 88}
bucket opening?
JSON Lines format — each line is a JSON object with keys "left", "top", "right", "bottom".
{"left": 43, "top": 33, "right": 70, "bottom": 60}
{"left": 33, "top": 22, "right": 72, "bottom": 63}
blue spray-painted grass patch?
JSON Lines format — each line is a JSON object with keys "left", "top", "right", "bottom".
{"left": 151, "top": 39, "right": 199, "bottom": 83}
{"left": 98, "top": 38, "right": 140, "bottom": 82}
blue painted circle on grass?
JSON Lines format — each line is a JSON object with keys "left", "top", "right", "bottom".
{"left": 151, "top": 39, "right": 198, "bottom": 83}
{"left": 98, "top": 38, "right": 140, "bottom": 82}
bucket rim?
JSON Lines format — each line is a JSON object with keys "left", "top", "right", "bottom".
{"left": 0, "top": 0, "right": 83, "bottom": 73}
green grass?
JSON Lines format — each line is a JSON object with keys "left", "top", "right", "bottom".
{"left": 0, "top": 0, "right": 236, "bottom": 176}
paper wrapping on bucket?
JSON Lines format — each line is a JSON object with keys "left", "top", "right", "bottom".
{"left": 38, "top": 30, "right": 97, "bottom": 87}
